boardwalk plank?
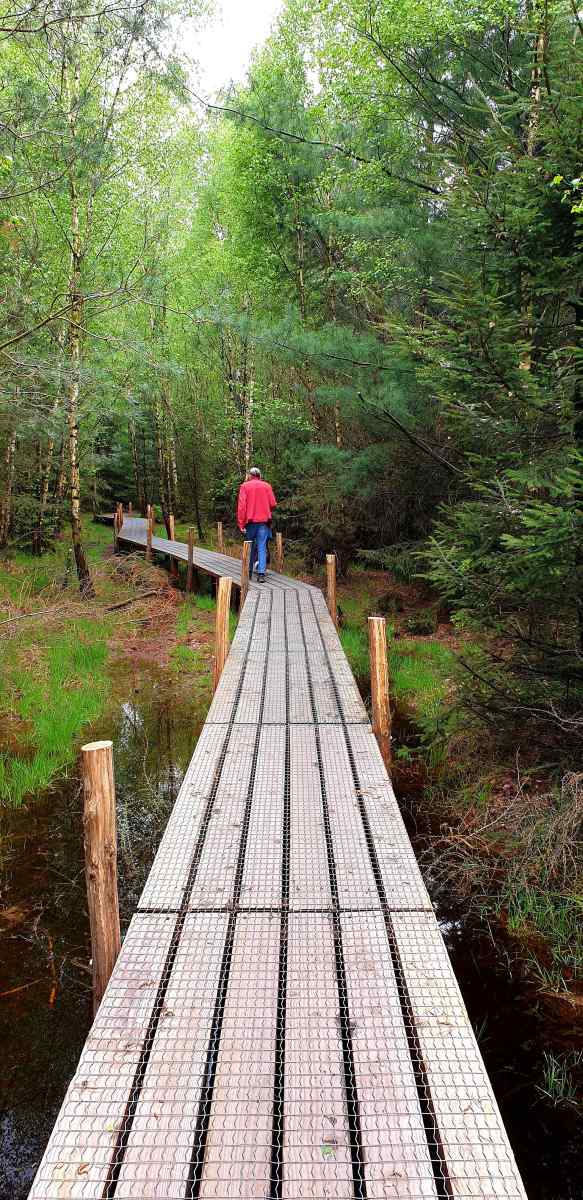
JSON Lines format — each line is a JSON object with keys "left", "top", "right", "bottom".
{"left": 113, "top": 914, "right": 228, "bottom": 1198}
{"left": 199, "top": 915, "right": 280, "bottom": 1198}
{"left": 239, "top": 726, "right": 286, "bottom": 910}
{"left": 347, "top": 724, "right": 433, "bottom": 911}
{"left": 283, "top": 915, "right": 354, "bottom": 1198}
{"left": 340, "top": 913, "right": 438, "bottom": 1198}
{"left": 288, "top": 727, "right": 332, "bottom": 909}
{"left": 187, "top": 726, "right": 257, "bottom": 910}
{"left": 138, "top": 726, "right": 228, "bottom": 911}
{"left": 317, "top": 726, "right": 383, "bottom": 908}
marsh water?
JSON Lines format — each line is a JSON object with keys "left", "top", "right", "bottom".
{"left": 1, "top": 662, "right": 582, "bottom": 1199}
{"left": 0, "top": 662, "right": 208, "bottom": 1200}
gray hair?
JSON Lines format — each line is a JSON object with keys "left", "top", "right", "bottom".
{"left": 249, "top": 466, "right": 262, "bottom": 477}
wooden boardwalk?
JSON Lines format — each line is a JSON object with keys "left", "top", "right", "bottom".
{"left": 31, "top": 520, "right": 527, "bottom": 1199}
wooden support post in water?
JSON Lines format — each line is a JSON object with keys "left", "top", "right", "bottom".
{"left": 368, "top": 615, "right": 391, "bottom": 770}
{"left": 146, "top": 505, "right": 153, "bottom": 561}
{"left": 81, "top": 740, "right": 121, "bottom": 1015}
{"left": 326, "top": 553, "right": 338, "bottom": 629}
{"left": 213, "top": 576, "right": 232, "bottom": 691}
{"left": 186, "top": 528, "right": 195, "bottom": 593}
{"left": 217, "top": 521, "right": 225, "bottom": 555}
{"left": 128, "top": 501, "right": 133, "bottom": 516}
{"left": 275, "top": 531, "right": 284, "bottom": 573}
{"left": 240, "top": 540, "right": 251, "bottom": 610}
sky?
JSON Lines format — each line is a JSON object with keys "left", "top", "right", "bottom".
{"left": 191, "top": 0, "right": 284, "bottom": 98}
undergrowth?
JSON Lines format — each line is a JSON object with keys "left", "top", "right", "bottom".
{"left": 339, "top": 617, "right": 455, "bottom": 743}
{"left": 338, "top": 572, "right": 583, "bottom": 1001}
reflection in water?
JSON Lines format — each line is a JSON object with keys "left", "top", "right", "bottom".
{"left": 0, "top": 665, "right": 206, "bottom": 1200}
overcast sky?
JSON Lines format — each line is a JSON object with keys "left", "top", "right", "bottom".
{"left": 191, "top": 0, "right": 284, "bottom": 97}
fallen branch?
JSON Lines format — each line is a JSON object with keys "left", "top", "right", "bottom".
{"left": 105, "top": 589, "right": 158, "bottom": 612}
{"left": 0, "top": 978, "right": 44, "bottom": 998}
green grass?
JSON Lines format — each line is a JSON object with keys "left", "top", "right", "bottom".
{"left": 339, "top": 618, "right": 456, "bottom": 739}
{"left": 0, "top": 517, "right": 144, "bottom": 806}
{"left": 389, "top": 637, "right": 455, "bottom": 728}
{"left": 538, "top": 1051, "right": 583, "bottom": 1109}
{"left": 339, "top": 624, "right": 370, "bottom": 682}
{"left": 0, "top": 619, "right": 110, "bottom": 806}
{"left": 171, "top": 588, "right": 239, "bottom": 682}
{"left": 501, "top": 887, "right": 583, "bottom": 985}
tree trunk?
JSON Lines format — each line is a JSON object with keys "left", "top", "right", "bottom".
{"left": 54, "top": 437, "right": 67, "bottom": 503}
{"left": 153, "top": 394, "right": 170, "bottom": 532}
{"left": 129, "top": 419, "right": 146, "bottom": 514}
{"left": 244, "top": 362, "right": 255, "bottom": 473}
{"left": 39, "top": 427, "right": 56, "bottom": 530}
{"left": 169, "top": 429, "right": 179, "bottom": 514}
{"left": 140, "top": 427, "right": 149, "bottom": 513}
{"left": 0, "top": 427, "right": 17, "bottom": 547}
{"left": 520, "top": 20, "right": 548, "bottom": 371}
{"left": 66, "top": 57, "right": 94, "bottom": 597}
{"left": 190, "top": 454, "right": 205, "bottom": 540}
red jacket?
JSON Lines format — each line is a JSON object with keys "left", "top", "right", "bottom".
{"left": 237, "top": 477, "right": 277, "bottom": 531}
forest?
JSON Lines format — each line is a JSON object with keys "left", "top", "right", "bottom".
{"left": 1, "top": 0, "right": 583, "bottom": 1195}
{"left": 1, "top": 0, "right": 582, "bottom": 740}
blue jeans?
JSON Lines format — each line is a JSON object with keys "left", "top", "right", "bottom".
{"left": 245, "top": 522, "right": 271, "bottom": 575}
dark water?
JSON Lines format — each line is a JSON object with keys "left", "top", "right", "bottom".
{"left": 444, "top": 916, "right": 583, "bottom": 1200}
{"left": 1, "top": 675, "right": 582, "bottom": 1198}
{"left": 0, "top": 665, "right": 207, "bottom": 1200}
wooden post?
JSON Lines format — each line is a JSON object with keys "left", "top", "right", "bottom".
{"left": 240, "top": 539, "right": 251, "bottom": 610}
{"left": 368, "top": 616, "right": 391, "bottom": 770}
{"left": 113, "top": 511, "right": 119, "bottom": 552}
{"left": 217, "top": 521, "right": 225, "bottom": 554}
{"left": 326, "top": 553, "right": 338, "bottom": 629}
{"left": 81, "top": 740, "right": 121, "bottom": 1015}
{"left": 146, "top": 504, "right": 153, "bottom": 561}
{"left": 213, "top": 576, "right": 232, "bottom": 691}
{"left": 168, "top": 513, "right": 178, "bottom": 579}
{"left": 117, "top": 502, "right": 123, "bottom": 530}
{"left": 275, "top": 531, "right": 284, "bottom": 573}
{"left": 186, "top": 528, "right": 195, "bottom": 593}
{"left": 128, "top": 501, "right": 133, "bottom": 516}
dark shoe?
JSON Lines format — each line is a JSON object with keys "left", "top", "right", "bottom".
{"left": 258, "top": 573, "right": 265, "bottom": 582}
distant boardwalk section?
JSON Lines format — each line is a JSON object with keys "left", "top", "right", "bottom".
{"left": 31, "top": 522, "right": 527, "bottom": 1199}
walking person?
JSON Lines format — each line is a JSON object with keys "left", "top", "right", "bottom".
{"left": 237, "top": 467, "right": 277, "bottom": 582}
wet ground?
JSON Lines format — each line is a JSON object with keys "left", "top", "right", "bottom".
{"left": 0, "top": 664, "right": 207, "bottom": 1200}
{"left": 0, "top": 663, "right": 582, "bottom": 1198}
